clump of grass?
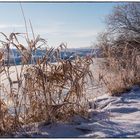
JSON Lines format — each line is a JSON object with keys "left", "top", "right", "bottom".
{"left": 98, "top": 39, "right": 140, "bottom": 96}
{"left": 0, "top": 31, "right": 93, "bottom": 136}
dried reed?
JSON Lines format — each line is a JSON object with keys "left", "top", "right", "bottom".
{"left": 98, "top": 39, "right": 140, "bottom": 96}
{"left": 0, "top": 31, "right": 93, "bottom": 136}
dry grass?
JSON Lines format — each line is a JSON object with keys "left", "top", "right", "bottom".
{"left": 0, "top": 32, "right": 93, "bottom": 136}
{"left": 98, "top": 40, "right": 140, "bottom": 96}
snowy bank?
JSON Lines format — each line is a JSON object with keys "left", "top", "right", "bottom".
{"left": 11, "top": 85, "right": 140, "bottom": 138}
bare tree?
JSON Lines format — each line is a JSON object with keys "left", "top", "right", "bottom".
{"left": 107, "top": 3, "right": 140, "bottom": 36}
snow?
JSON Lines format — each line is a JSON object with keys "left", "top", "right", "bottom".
{"left": 2, "top": 61, "right": 140, "bottom": 138}
{"left": 10, "top": 85, "right": 140, "bottom": 138}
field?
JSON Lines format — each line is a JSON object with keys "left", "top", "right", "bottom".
{"left": 1, "top": 2, "right": 140, "bottom": 137}
{"left": 1, "top": 56, "right": 140, "bottom": 138}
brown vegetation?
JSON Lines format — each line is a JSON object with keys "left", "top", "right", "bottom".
{"left": 98, "top": 41, "right": 140, "bottom": 96}
{"left": 96, "top": 3, "right": 140, "bottom": 96}
{"left": 0, "top": 32, "right": 93, "bottom": 136}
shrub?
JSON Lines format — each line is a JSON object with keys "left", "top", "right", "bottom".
{"left": 0, "top": 32, "right": 93, "bottom": 136}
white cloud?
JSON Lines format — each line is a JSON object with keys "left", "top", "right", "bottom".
{"left": 0, "top": 22, "right": 101, "bottom": 48}
{"left": 61, "top": 30, "right": 99, "bottom": 38}
{"left": 25, "top": 21, "right": 100, "bottom": 39}
{"left": 36, "top": 26, "right": 101, "bottom": 39}
{"left": 0, "top": 24, "right": 24, "bottom": 29}
{"left": 0, "top": 22, "right": 101, "bottom": 39}
{"left": 31, "top": 23, "right": 102, "bottom": 48}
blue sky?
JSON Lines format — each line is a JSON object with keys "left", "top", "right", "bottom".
{"left": 0, "top": 2, "right": 119, "bottom": 48}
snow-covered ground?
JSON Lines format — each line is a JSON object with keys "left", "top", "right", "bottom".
{"left": 11, "top": 85, "right": 140, "bottom": 138}
{"left": 1, "top": 59, "right": 140, "bottom": 138}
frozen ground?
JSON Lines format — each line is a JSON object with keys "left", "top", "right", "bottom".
{"left": 12, "top": 85, "right": 140, "bottom": 138}
{"left": 1, "top": 60, "right": 140, "bottom": 138}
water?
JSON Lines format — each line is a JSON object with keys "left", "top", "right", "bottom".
{"left": 4, "top": 48, "right": 94, "bottom": 65}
